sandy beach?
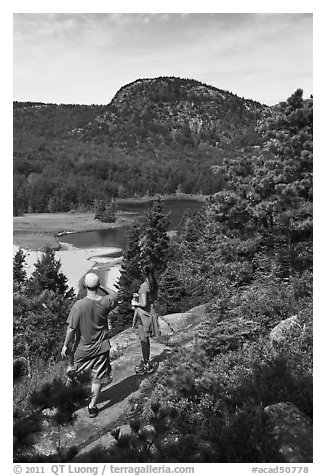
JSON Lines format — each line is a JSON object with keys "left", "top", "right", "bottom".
{"left": 13, "top": 243, "right": 122, "bottom": 292}
{"left": 12, "top": 212, "right": 133, "bottom": 292}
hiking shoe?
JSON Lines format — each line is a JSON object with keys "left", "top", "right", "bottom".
{"left": 135, "top": 361, "right": 146, "bottom": 375}
{"left": 145, "top": 362, "right": 155, "bottom": 374}
{"left": 88, "top": 405, "right": 99, "bottom": 418}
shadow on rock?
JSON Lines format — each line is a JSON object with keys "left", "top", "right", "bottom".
{"left": 98, "top": 375, "right": 141, "bottom": 410}
{"left": 98, "top": 348, "right": 174, "bottom": 410}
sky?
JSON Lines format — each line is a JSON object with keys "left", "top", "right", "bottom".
{"left": 13, "top": 12, "right": 313, "bottom": 106}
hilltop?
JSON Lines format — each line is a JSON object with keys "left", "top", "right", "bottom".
{"left": 13, "top": 77, "right": 268, "bottom": 215}
{"left": 82, "top": 76, "right": 266, "bottom": 148}
{"left": 14, "top": 76, "right": 267, "bottom": 148}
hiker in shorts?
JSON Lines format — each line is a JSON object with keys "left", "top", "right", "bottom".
{"left": 61, "top": 273, "right": 118, "bottom": 418}
{"left": 131, "top": 265, "right": 160, "bottom": 375}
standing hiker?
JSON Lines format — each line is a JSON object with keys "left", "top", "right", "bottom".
{"left": 61, "top": 272, "right": 118, "bottom": 418}
{"left": 131, "top": 265, "right": 160, "bottom": 375}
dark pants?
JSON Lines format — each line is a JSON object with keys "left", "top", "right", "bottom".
{"left": 140, "top": 337, "right": 150, "bottom": 362}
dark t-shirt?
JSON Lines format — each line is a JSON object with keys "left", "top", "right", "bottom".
{"left": 66, "top": 293, "right": 117, "bottom": 359}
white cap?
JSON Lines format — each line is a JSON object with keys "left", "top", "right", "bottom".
{"left": 84, "top": 273, "right": 99, "bottom": 288}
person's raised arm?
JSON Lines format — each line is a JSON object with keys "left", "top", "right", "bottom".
{"left": 99, "top": 283, "right": 117, "bottom": 303}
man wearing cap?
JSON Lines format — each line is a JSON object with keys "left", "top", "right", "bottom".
{"left": 61, "top": 272, "right": 118, "bottom": 418}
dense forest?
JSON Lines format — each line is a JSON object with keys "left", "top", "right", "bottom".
{"left": 13, "top": 77, "right": 266, "bottom": 215}
{"left": 13, "top": 88, "right": 313, "bottom": 462}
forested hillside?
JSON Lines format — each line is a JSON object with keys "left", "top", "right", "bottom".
{"left": 13, "top": 76, "right": 266, "bottom": 215}
{"left": 117, "top": 88, "right": 313, "bottom": 322}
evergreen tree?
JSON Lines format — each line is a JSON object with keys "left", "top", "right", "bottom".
{"left": 47, "top": 196, "right": 56, "bottom": 213}
{"left": 177, "top": 208, "right": 207, "bottom": 250}
{"left": 14, "top": 374, "right": 89, "bottom": 462}
{"left": 14, "top": 287, "right": 74, "bottom": 361}
{"left": 103, "top": 200, "right": 117, "bottom": 223}
{"left": 158, "top": 267, "right": 186, "bottom": 314}
{"left": 115, "top": 199, "right": 170, "bottom": 334}
{"left": 13, "top": 192, "right": 25, "bottom": 216}
{"left": 94, "top": 199, "right": 117, "bottom": 223}
{"left": 13, "top": 248, "right": 27, "bottom": 289}
{"left": 13, "top": 248, "right": 75, "bottom": 363}
{"left": 13, "top": 250, "right": 75, "bottom": 364}
{"left": 252, "top": 89, "right": 313, "bottom": 275}
{"left": 138, "top": 197, "right": 170, "bottom": 271}
{"left": 13, "top": 175, "right": 26, "bottom": 216}
{"left": 112, "top": 224, "right": 143, "bottom": 334}
{"left": 94, "top": 199, "right": 106, "bottom": 219}
{"left": 27, "top": 247, "right": 73, "bottom": 297}
{"left": 195, "top": 89, "right": 313, "bottom": 282}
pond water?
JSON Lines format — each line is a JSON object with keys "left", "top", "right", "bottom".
{"left": 60, "top": 198, "right": 204, "bottom": 251}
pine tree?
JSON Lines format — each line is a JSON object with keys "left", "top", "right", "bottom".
{"left": 26, "top": 247, "right": 73, "bottom": 297}
{"left": 138, "top": 197, "right": 170, "bottom": 271}
{"left": 13, "top": 175, "right": 26, "bottom": 216}
{"left": 14, "top": 374, "right": 89, "bottom": 462}
{"left": 47, "top": 196, "right": 56, "bottom": 213}
{"left": 115, "top": 199, "right": 170, "bottom": 334}
{"left": 13, "top": 248, "right": 27, "bottom": 289}
{"left": 94, "top": 199, "right": 117, "bottom": 223}
{"left": 158, "top": 267, "right": 186, "bottom": 314}
{"left": 252, "top": 89, "right": 313, "bottom": 275}
{"left": 13, "top": 192, "right": 25, "bottom": 216}
{"left": 198, "top": 89, "right": 313, "bottom": 282}
{"left": 177, "top": 208, "right": 206, "bottom": 250}
{"left": 103, "top": 200, "right": 117, "bottom": 223}
{"left": 14, "top": 250, "right": 75, "bottom": 364}
{"left": 113, "top": 224, "right": 143, "bottom": 334}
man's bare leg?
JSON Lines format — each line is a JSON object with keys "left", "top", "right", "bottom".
{"left": 89, "top": 382, "right": 102, "bottom": 408}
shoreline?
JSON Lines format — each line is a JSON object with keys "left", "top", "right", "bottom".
{"left": 116, "top": 193, "right": 207, "bottom": 205}
{"left": 13, "top": 211, "right": 138, "bottom": 252}
{"left": 13, "top": 194, "right": 206, "bottom": 251}
{"left": 13, "top": 194, "right": 205, "bottom": 290}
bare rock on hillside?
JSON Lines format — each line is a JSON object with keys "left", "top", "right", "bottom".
{"left": 29, "top": 303, "right": 208, "bottom": 460}
{"left": 264, "top": 402, "right": 313, "bottom": 463}
{"left": 269, "top": 315, "right": 302, "bottom": 344}
{"left": 160, "top": 304, "right": 207, "bottom": 333}
{"left": 109, "top": 327, "right": 139, "bottom": 359}
{"left": 109, "top": 304, "right": 207, "bottom": 356}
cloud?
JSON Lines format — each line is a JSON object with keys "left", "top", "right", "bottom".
{"left": 13, "top": 13, "right": 312, "bottom": 105}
